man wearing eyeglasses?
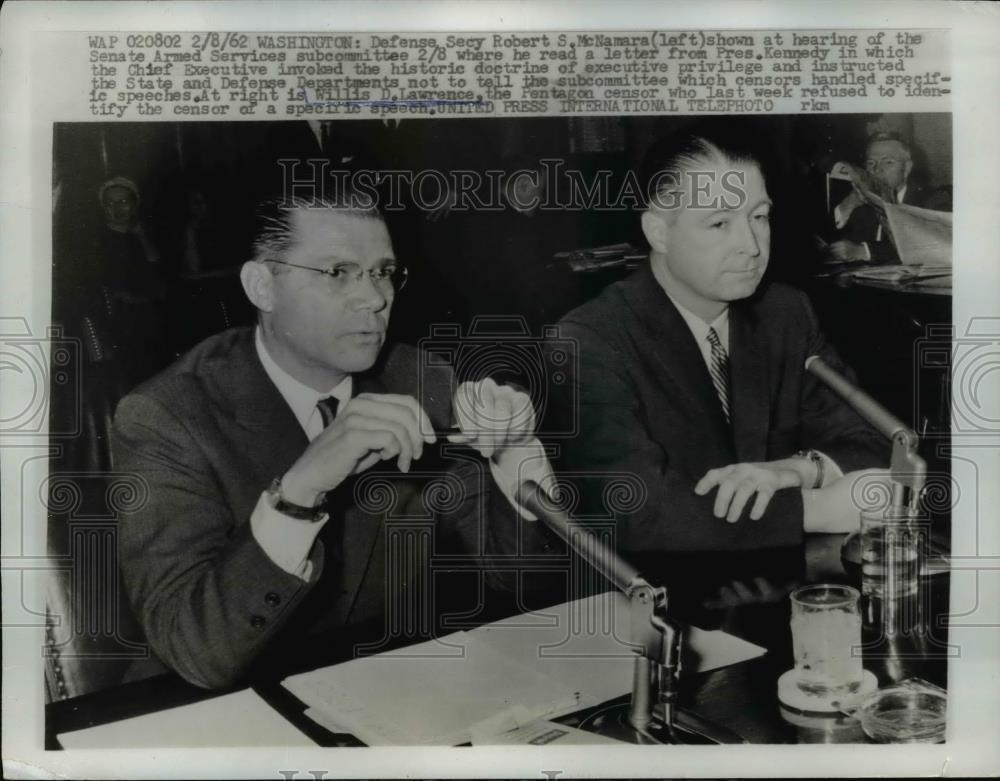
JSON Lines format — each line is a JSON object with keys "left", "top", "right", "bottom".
{"left": 112, "top": 196, "right": 553, "bottom": 690}
{"left": 827, "top": 131, "right": 951, "bottom": 264}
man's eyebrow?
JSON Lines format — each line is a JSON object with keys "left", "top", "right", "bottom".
{"left": 326, "top": 256, "right": 397, "bottom": 267}
{"left": 699, "top": 198, "right": 772, "bottom": 219}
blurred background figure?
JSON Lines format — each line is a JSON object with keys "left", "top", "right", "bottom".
{"left": 179, "top": 184, "right": 244, "bottom": 275}
{"left": 99, "top": 176, "right": 161, "bottom": 268}
{"left": 86, "top": 176, "right": 171, "bottom": 385}
{"left": 826, "top": 132, "right": 952, "bottom": 264}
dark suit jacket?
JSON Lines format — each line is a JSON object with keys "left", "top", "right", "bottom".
{"left": 257, "top": 120, "right": 380, "bottom": 204}
{"left": 112, "top": 327, "right": 544, "bottom": 689}
{"left": 839, "top": 181, "right": 953, "bottom": 264}
{"left": 550, "top": 263, "right": 887, "bottom": 554}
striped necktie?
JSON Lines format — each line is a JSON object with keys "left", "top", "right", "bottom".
{"left": 316, "top": 396, "right": 340, "bottom": 428}
{"left": 706, "top": 327, "right": 731, "bottom": 423}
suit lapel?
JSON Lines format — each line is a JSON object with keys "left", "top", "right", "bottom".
{"left": 728, "top": 300, "right": 770, "bottom": 463}
{"left": 621, "top": 264, "right": 732, "bottom": 449}
{"left": 334, "top": 371, "right": 390, "bottom": 624}
{"left": 217, "top": 329, "right": 309, "bottom": 486}
{"left": 213, "top": 330, "right": 424, "bottom": 628}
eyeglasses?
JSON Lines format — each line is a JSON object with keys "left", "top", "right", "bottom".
{"left": 268, "top": 259, "right": 408, "bottom": 295}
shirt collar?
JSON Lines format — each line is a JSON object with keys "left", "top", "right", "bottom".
{"left": 662, "top": 290, "right": 729, "bottom": 350}
{"left": 306, "top": 119, "right": 323, "bottom": 148}
{"left": 255, "top": 326, "right": 352, "bottom": 434}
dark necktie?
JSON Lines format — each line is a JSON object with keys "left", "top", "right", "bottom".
{"left": 706, "top": 327, "right": 731, "bottom": 423}
{"left": 316, "top": 396, "right": 339, "bottom": 428}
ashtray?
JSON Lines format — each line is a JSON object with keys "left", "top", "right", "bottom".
{"left": 850, "top": 678, "right": 946, "bottom": 743}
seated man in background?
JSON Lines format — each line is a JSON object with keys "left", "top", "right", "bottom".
{"left": 827, "top": 131, "right": 952, "bottom": 264}
{"left": 549, "top": 127, "right": 890, "bottom": 564}
{"left": 91, "top": 176, "right": 171, "bottom": 385}
{"left": 113, "top": 195, "right": 553, "bottom": 689}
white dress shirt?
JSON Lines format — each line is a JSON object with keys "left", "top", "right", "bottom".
{"left": 249, "top": 328, "right": 552, "bottom": 581}
{"left": 661, "top": 290, "right": 842, "bottom": 486}
{"left": 664, "top": 291, "right": 730, "bottom": 367}
{"left": 249, "top": 328, "right": 352, "bottom": 580}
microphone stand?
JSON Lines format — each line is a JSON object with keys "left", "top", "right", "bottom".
{"left": 805, "top": 356, "right": 926, "bottom": 516}
{"left": 805, "top": 356, "right": 929, "bottom": 612}
{"left": 516, "top": 479, "right": 745, "bottom": 745}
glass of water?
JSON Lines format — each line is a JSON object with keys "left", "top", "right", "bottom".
{"left": 790, "top": 584, "right": 864, "bottom": 706}
{"left": 860, "top": 510, "right": 921, "bottom": 598}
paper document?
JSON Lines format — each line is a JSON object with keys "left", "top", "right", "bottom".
{"left": 284, "top": 592, "right": 765, "bottom": 745}
{"left": 469, "top": 593, "right": 765, "bottom": 706}
{"left": 882, "top": 202, "right": 952, "bottom": 266}
{"left": 472, "top": 716, "right": 621, "bottom": 745}
{"left": 57, "top": 689, "right": 315, "bottom": 749}
{"left": 283, "top": 634, "right": 584, "bottom": 745}
{"left": 829, "top": 160, "right": 952, "bottom": 266}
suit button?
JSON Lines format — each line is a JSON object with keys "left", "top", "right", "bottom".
{"left": 250, "top": 615, "right": 266, "bottom": 629}
{"left": 265, "top": 592, "right": 281, "bottom": 607}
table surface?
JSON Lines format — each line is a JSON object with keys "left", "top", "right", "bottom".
{"left": 46, "top": 534, "right": 950, "bottom": 748}
{"left": 812, "top": 263, "right": 952, "bottom": 297}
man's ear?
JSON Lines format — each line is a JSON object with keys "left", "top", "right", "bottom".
{"left": 641, "top": 208, "right": 670, "bottom": 254}
{"left": 903, "top": 159, "right": 914, "bottom": 182}
{"left": 240, "top": 261, "right": 276, "bottom": 313}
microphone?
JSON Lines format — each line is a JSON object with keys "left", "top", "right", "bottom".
{"left": 804, "top": 355, "right": 911, "bottom": 442}
{"left": 804, "top": 354, "right": 925, "bottom": 515}
{"left": 513, "top": 478, "right": 745, "bottom": 744}
{"left": 515, "top": 478, "right": 643, "bottom": 595}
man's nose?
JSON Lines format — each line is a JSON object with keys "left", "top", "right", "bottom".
{"left": 348, "top": 272, "right": 388, "bottom": 311}
{"left": 734, "top": 217, "right": 762, "bottom": 257}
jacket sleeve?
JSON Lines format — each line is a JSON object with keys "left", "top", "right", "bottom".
{"left": 839, "top": 203, "right": 900, "bottom": 264}
{"left": 112, "top": 391, "right": 322, "bottom": 689}
{"left": 547, "top": 324, "right": 805, "bottom": 554}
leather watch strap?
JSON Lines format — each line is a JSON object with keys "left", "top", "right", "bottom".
{"left": 267, "top": 478, "right": 327, "bottom": 523}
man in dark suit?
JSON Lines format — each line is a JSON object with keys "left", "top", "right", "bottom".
{"left": 828, "top": 131, "right": 952, "bottom": 264}
{"left": 550, "top": 130, "right": 889, "bottom": 559}
{"left": 113, "top": 196, "right": 552, "bottom": 689}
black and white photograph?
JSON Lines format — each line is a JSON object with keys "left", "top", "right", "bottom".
{"left": 2, "top": 2, "right": 998, "bottom": 779}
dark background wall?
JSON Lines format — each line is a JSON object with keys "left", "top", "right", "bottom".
{"left": 52, "top": 114, "right": 952, "bottom": 346}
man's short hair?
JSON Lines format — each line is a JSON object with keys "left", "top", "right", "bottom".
{"left": 865, "top": 131, "right": 912, "bottom": 160}
{"left": 250, "top": 194, "right": 383, "bottom": 267}
{"left": 639, "top": 121, "right": 769, "bottom": 211}
{"left": 98, "top": 176, "right": 140, "bottom": 206}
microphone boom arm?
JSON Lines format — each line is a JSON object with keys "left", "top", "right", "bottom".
{"left": 805, "top": 355, "right": 926, "bottom": 512}
{"left": 515, "top": 479, "right": 688, "bottom": 741}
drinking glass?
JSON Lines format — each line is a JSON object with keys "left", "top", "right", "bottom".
{"left": 860, "top": 511, "right": 922, "bottom": 598}
{"left": 789, "top": 584, "right": 864, "bottom": 706}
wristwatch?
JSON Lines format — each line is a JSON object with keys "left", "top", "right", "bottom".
{"left": 795, "top": 450, "right": 825, "bottom": 490}
{"left": 266, "top": 478, "right": 327, "bottom": 523}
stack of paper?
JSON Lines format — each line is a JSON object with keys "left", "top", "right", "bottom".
{"left": 284, "top": 633, "right": 584, "bottom": 745}
{"left": 883, "top": 203, "right": 952, "bottom": 267}
{"left": 283, "top": 593, "right": 766, "bottom": 745}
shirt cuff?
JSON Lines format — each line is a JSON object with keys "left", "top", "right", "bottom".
{"left": 833, "top": 203, "right": 847, "bottom": 230}
{"left": 488, "top": 438, "right": 555, "bottom": 521}
{"left": 249, "top": 492, "right": 329, "bottom": 581}
{"left": 861, "top": 241, "right": 872, "bottom": 261}
{"left": 813, "top": 450, "right": 844, "bottom": 488}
